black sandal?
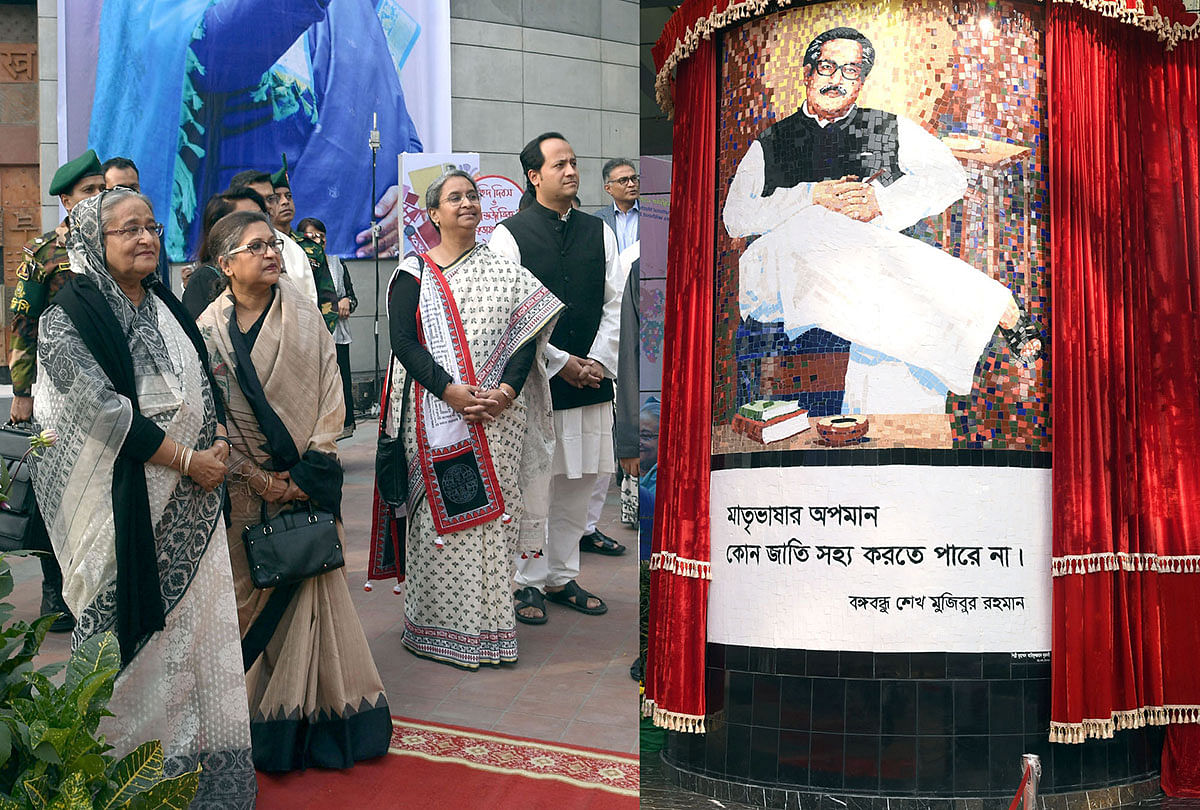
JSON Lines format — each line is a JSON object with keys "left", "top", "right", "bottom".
{"left": 999, "top": 309, "right": 1044, "bottom": 366}
{"left": 544, "top": 580, "right": 608, "bottom": 615}
{"left": 513, "top": 586, "right": 547, "bottom": 625}
{"left": 579, "top": 529, "right": 626, "bottom": 556}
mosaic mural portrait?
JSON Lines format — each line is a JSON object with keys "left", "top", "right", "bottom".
{"left": 713, "top": 0, "right": 1050, "bottom": 455}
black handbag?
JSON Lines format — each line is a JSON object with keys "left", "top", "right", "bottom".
{"left": 242, "top": 501, "right": 343, "bottom": 589}
{"left": 0, "top": 424, "right": 38, "bottom": 553}
{"left": 375, "top": 365, "right": 412, "bottom": 506}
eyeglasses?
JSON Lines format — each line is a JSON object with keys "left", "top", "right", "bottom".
{"left": 303, "top": 231, "right": 325, "bottom": 244}
{"left": 606, "top": 175, "right": 640, "bottom": 186}
{"left": 440, "top": 191, "right": 480, "bottom": 206}
{"left": 227, "top": 238, "right": 284, "bottom": 257}
{"left": 103, "top": 222, "right": 164, "bottom": 240}
{"left": 814, "top": 60, "right": 864, "bottom": 80}
{"left": 266, "top": 191, "right": 293, "bottom": 204}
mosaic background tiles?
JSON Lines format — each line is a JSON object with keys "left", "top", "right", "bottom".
{"left": 713, "top": 0, "right": 1051, "bottom": 453}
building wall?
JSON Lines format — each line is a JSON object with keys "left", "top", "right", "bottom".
{"left": 36, "top": 0, "right": 55, "bottom": 231}
{"left": 449, "top": 0, "right": 640, "bottom": 211}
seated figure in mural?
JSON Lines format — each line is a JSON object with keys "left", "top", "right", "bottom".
{"left": 88, "top": 0, "right": 423, "bottom": 262}
{"left": 723, "top": 27, "right": 1040, "bottom": 414}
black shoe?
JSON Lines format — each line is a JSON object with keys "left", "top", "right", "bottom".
{"left": 630, "top": 656, "right": 644, "bottom": 683}
{"left": 41, "top": 581, "right": 75, "bottom": 633}
{"left": 579, "top": 529, "right": 626, "bottom": 556}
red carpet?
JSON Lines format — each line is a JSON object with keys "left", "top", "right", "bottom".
{"left": 256, "top": 716, "right": 640, "bottom": 809}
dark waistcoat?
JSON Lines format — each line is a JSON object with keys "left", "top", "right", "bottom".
{"left": 757, "top": 105, "right": 903, "bottom": 196}
{"left": 500, "top": 203, "right": 614, "bottom": 410}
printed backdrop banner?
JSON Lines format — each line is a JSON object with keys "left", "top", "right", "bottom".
{"left": 708, "top": 466, "right": 1052, "bottom": 651}
{"left": 709, "top": 0, "right": 1052, "bottom": 655}
{"left": 58, "top": 0, "right": 451, "bottom": 261}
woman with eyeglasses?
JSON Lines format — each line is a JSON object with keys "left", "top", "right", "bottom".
{"left": 372, "top": 170, "right": 562, "bottom": 670}
{"left": 181, "top": 187, "right": 270, "bottom": 319}
{"left": 29, "top": 189, "right": 256, "bottom": 807}
{"left": 196, "top": 211, "right": 391, "bottom": 771}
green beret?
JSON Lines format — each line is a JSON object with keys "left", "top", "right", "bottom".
{"left": 270, "top": 153, "right": 290, "bottom": 188}
{"left": 48, "top": 149, "right": 103, "bottom": 196}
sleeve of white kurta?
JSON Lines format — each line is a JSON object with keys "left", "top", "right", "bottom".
{"left": 871, "top": 116, "right": 969, "bottom": 232}
{"left": 491, "top": 223, "right": 569, "bottom": 378}
{"left": 586, "top": 224, "right": 622, "bottom": 379}
{"left": 280, "top": 233, "right": 319, "bottom": 306}
{"left": 722, "top": 140, "right": 817, "bottom": 238}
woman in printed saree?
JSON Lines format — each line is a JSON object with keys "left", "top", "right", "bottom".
{"left": 29, "top": 190, "right": 256, "bottom": 808}
{"left": 196, "top": 211, "right": 391, "bottom": 771}
{"left": 375, "top": 171, "right": 562, "bottom": 670}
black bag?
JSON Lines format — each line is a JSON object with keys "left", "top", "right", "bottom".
{"left": 0, "top": 424, "right": 38, "bottom": 553}
{"left": 242, "top": 501, "right": 343, "bottom": 589}
{"left": 375, "top": 365, "right": 412, "bottom": 506}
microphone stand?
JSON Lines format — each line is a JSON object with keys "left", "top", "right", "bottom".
{"left": 369, "top": 113, "right": 381, "bottom": 413}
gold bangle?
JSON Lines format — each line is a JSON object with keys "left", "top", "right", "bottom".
{"left": 182, "top": 447, "right": 193, "bottom": 477}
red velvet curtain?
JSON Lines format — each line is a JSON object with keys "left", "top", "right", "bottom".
{"left": 643, "top": 37, "right": 717, "bottom": 733}
{"left": 1048, "top": 1, "right": 1200, "bottom": 788}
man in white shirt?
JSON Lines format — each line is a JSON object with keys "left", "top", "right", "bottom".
{"left": 723, "top": 27, "right": 1040, "bottom": 414}
{"left": 490, "top": 133, "right": 624, "bottom": 624}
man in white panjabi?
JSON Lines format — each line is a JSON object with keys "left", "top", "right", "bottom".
{"left": 723, "top": 27, "right": 1040, "bottom": 414}
{"left": 490, "top": 133, "right": 623, "bottom": 623}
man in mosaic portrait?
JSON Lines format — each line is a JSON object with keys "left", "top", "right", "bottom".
{"left": 723, "top": 27, "right": 1040, "bottom": 414}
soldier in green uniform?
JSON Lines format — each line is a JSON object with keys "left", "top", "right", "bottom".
{"left": 269, "top": 158, "right": 340, "bottom": 334}
{"left": 8, "top": 149, "right": 106, "bottom": 632}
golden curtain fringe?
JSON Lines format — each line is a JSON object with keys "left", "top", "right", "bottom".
{"left": 1050, "top": 0, "right": 1198, "bottom": 48}
{"left": 654, "top": 0, "right": 776, "bottom": 116}
{"left": 642, "top": 698, "right": 708, "bottom": 733}
{"left": 1051, "top": 552, "right": 1200, "bottom": 576}
{"left": 650, "top": 551, "right": 714, "bottom": 580}
{"left": 653, "top": 0, "right": 1199, "bottom": 115}
{"left": 1050, "top": 705, "right": 1200, "bottom": 743}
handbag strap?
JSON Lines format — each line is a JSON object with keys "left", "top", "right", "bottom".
{"left": 380, "top": 252, "right": 430, "bottom": 431}
{"left": 380, "top": 356, "right": 414, "bottom": 434}
{"left": 258, "top": 499, "right": 316, "bottom": 523}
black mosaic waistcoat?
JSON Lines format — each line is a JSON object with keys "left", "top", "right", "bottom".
{"left": 757, "top": 106, "right": 904, "bottom": 196}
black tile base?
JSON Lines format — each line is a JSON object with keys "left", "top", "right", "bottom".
{"left": 668, "top": 644, "right": 1165, "bottom": 798}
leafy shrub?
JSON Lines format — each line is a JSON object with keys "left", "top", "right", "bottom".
{"left": 0, "top": 557, "right": 199, "bottom": 809}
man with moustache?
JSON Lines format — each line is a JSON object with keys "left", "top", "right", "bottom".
{"left": 723, "top": 27, "right": 1040, "bottom": 414}
{"left": 490, "top": 133, "right": 623, "bottom": 624}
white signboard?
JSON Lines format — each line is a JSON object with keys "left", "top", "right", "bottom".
{"left": 708, "top": 465, "right": 1051, "bottom": 652}
{"left": 475, "top": 174, "right": 523, "bottom": 243}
